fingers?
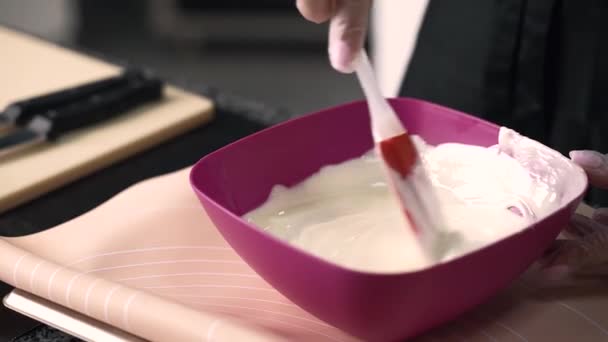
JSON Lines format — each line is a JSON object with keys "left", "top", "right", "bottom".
{"left": 537, "top": 239, "right": 582, "bottom": 282}
{"left": 537, "top": 215, "right": 608, "bottom": 285}
{"left": 295, "top": 0, "right": 372, "bottom": 73}
{"left": 592, "top": 207, "right": 608, "bottom": 225}
{"left": 539, "top": 239, "right": 571, "bottom": 266}
{"left": 328, "top": 0, "right": 372, "bottom": 73}
{"left": 575, "top": 230, "right": 608, "bottom": 276}
{"left": 569, "top": 150, "right": 608, "bottom": 189}
{"left": 565, "top": 214, "right": 604, "bottom": 238}
{"left": 296, "top": 0, "right": 336, "bottom": 24}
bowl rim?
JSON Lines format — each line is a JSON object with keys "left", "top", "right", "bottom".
{"left": 189, "top": 97, "right": 589, "bottom": 277}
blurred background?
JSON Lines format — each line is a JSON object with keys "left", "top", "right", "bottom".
{"left": 0, "top": 0, "right": 428, "bottom": 121}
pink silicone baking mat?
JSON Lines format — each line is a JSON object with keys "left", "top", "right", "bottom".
{"left": 0, "top": 168, "right": 606, "bottom": 341}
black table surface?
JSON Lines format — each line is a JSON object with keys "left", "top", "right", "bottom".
{"left": 0, "top": 101, "right": 270, "bottom": 341}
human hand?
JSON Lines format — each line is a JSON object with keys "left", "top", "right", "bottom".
{"left": 537, "top": 150, "right": 608, "bottom": 284}
{"left": 296, "top": 0, "right": 372, "bottom": 73}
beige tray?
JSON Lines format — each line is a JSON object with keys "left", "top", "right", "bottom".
{"left": 0, "top": 26, "right": 214, "bottom": 213}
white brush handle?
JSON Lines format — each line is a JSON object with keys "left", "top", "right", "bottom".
{"left": 354, "top": 50, "right": 405, "bottom": 142}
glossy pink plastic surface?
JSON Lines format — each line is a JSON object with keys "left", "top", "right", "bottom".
{"left": 190, "top": 98, "right": 586, "bottom": 341}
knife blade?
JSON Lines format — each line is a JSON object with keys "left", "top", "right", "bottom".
{"left": 0, "top": 75, "right": 163, "bottom": 158}
{"left": 0, "top": 68, "right": 145, "bottom": 132}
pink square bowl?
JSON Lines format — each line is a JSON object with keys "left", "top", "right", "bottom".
{"left": 190, "top": 98, "right": 587, "bottom": 341}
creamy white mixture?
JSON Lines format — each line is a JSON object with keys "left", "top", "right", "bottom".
{"left": 244, "top": 128, "right": 584, "bottom": 273}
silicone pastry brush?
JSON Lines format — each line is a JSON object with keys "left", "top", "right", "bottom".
{"left": 353, "top": 50, "right": 444, "bottom": 259}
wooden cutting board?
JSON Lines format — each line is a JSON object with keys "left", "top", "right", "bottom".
{"left": 0, "top": 26, "right": 214, "bottom": 213}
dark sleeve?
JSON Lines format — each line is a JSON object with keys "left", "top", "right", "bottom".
{"left": 400, "top": 0, "right": 608, "bottom": 205}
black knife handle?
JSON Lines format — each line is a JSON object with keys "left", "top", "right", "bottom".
{"left": 3, "top": 68, "right": 145, "bottom": 126}
{"left": 27, "top": 76, "right": 163, "bottom": 140}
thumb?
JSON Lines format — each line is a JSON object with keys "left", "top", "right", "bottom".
{"left": 570, "top": 150, "right": 608, "bottom": 189}
{"left": 328, "top": 0, "right": 372, "bottom": 73}
{"left": 296, "top": 0, "right": 336, "bottom": 24}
